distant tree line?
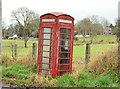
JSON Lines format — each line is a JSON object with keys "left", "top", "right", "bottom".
{"left": 75, "top": 15, "right": 118, "bottom": 43}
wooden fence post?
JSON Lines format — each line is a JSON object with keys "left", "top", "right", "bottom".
{"left": 85, "top": 43, "right": 90, "bottom": 68}
{"left": 11, "top": 44, "right": 13, "bottom": 58}
{"left": 15, "top": 44, "right": 17, "bottom": 61}
{"left": 32, "top": 43, "right": 37, "bottom": 67}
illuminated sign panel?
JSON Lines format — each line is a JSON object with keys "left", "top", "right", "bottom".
{"left": 42, "top": 19, "right": 55, "bottom": 22}
{"left": 59, "top": 19, "right": 72, "bottom": 24}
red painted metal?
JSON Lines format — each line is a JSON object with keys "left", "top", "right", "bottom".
{"left": 37, "top": 12, "right": 74, "bottom": 78}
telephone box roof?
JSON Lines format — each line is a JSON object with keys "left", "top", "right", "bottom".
{"left": 40, "top": 12, "right": 74, "bottom": 19}
{"left": 49, "top": 12, "right": 65, "bottom": 16}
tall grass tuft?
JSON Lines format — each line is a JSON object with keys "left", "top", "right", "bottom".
{"left": 88, "top": 44, "right": 118, "bottom": 76}
{"left": 2, "top": 54, "right": 13, "bottom": 67}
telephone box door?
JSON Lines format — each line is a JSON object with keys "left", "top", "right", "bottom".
{"left": 39, "top": 27, "right": 53, "bottom": 76}
{"left": 58, "top": 27, "right": 73, "bottom": 76}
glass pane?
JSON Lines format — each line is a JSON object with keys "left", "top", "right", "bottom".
{"left": 61, "top": 41, "right": 69, "bottom": 46}
{"left": 42, "top": 64, "right": 49, "bottom": 75}
{"left": 43, "top": 40, "right": 50, "bottom": 45}
{"left": 61, "top": 53, "right": 69, "bottom": 58}
{"left": 42, "top": 58, "right": 49, "bottom": 63}
{"left": 43, "top": 34, "right": 51, "bottom": 39}
{"left": 60, "top": 28, "right": 70, "bottom": 34}
{"left": 61, "top": 46, "right": 70, "bottom": 51}
{"left": 43, "top": 52, "right": 49, "bottom": 57}
{"left": 60, "top": 59, "right": 69, "bottom": 64}
{"left": 61, "top": 34, "right": 70, "bottom": 39}
{"left": 43, "top": 46, "right": 50, "bottom": 51}
{"left": 43, "top": 28, "right": 51, "bottom": 32}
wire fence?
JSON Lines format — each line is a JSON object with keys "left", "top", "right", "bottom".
{"left": 2, "top": 39, "right": 117, "bottom": 67}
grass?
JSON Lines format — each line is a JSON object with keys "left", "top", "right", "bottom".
{"left": 1, "top": 35, "right": 119, "bottom": 87}
{"left": 73, "top": 44, "right": 115, "bottom": 63}
{"left": 2, "top": 40, "right": 38, "bottom": 57}
{"left": 2, "top": 39, "right": 115, "bottom": 62}
{"left": 2, "top": 64, "right": 30, "bottom": 79}
{"left": 74, "top": 35, "right": 116, "bottom": 44}
{"left": 74, "top": 35, "right": 117, "bottom": 44}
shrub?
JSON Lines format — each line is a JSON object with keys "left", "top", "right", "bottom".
{"left": 2, "top": 54, "right": 12, "bottom": 67}
{"left": 2, "top": 64, "right": 30, "bottom": 79}
{"left": 78, "top": 72, "right": 90, "bottom": 81}
{"left": 104, "top": 70, "right": 119, "bottom": 83}
{"left": 55, "top": 73, "right": 77, "bottom": 87}
{"left": 93, "top": 76, "right": 113, "bottom": 87}
{"left": 88, "top": 45, "right": 118, "bottom": 75}
{"left": 78, "top": 79, "right": 91, "bottom": 87}
{"left": 4, "top": 35, "right": 9, "bottom": 39}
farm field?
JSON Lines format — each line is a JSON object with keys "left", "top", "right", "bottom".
{"left": 74, "top": 35, "right": 117, "bottom": 44}
{"left": 2, "top": 39, "right": 116, "bottom": 62}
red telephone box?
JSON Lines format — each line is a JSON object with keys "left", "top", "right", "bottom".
{"left": 37, "top": 12, "right": 74, "bottom": 78}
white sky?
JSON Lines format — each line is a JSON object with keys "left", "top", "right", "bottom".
{"left": 2, "top": 0, "right": 119, "bottom": 26}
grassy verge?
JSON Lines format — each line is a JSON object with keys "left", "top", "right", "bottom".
{"left": 2, "top": 44, "right": 118, "bottom": 87}
{"left": 1, "top": 36, "right": 118, "bottom": 87}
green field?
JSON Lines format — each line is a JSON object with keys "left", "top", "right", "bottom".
{"left": 73, "top": 44, "right": 115, "bottom": 62}
{"left": 2, "top": 40, "right": 38, "bottom": 56}
{"left": 74, "top": 35, "right": 117, "bottom": 44}
{"left": 2, "top": 39, "right": 116, "bottom": 62}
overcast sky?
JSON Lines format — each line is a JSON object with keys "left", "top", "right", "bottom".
{"left": 2, "top": 0, "right": 119, "bottom": 26}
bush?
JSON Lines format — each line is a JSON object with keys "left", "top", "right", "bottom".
{"left": 88, "top": 45, "right": 118, "bottom": 75}
{"left": 2, "top": 54, "right": 12, "bottom": 67}
{"left": 78, "top": 79, "right": 91, "bottom": 87}
{"left": 2, "top": 64, "right": 30, "bottom": 79}
{"left": 4, "top": 35, "right": 9, "bottom": 39}
{"left": 55, "top": 73, "right": 77, "bottom": 87}
{"left": 74, "top": 37, "right": 78, "bottom": 41}
{"left": 93, "top": 76, "right": 113, "bottom": 87}
{"left": 78, "top": 72, "right": 90, "bottom": 81}
{"left": 104, "top": 70, "right": 118, "bottom": 83}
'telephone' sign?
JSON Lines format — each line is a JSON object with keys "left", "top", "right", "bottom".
{"left": 59, "top": 19, "right": 72, "bottom": 24}
{"left": 42, "top": 19, "right": 55, "bottom": 22}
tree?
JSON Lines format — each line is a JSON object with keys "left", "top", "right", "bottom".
{"left": 112, "top": 19, "right": 119, "bottom": 42}
{"left": 109, "top": 24, "right": 114, "bottom": 29}
{"left": 0, "top": 0, "right": 2, "bottom": 56}
{"left": 75, "top": 18, "right": 92, "bottom": 42}
{"left": 89, "top": 15, "right": 103, "bottom": 43}
{"left": 100, "top": 17, "right": 110, "bottom": 28}
{"left": 7, "top": 24, "right": 17, "bottom": 36}
{"left": 113, "top": 26, "right": 118, "bottom": 42}
{"left": 2, "top": 20, "right": 6, "bottom": 37}
{"left": 29, "top": 18, "right": 40, "bottom": 38}
{"left": 11, "top": 7, "right": 39, "bottom": 47}
{"left": 75, "top": 16, "right": 104, "bottom": 43}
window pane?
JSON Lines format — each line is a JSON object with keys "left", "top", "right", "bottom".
{"left": 43, "top": 28, "right": 51, "bottom": 32}
{"left": 43, "top": 46, "right": 50, "bottom": 51}
{"left": 43, "top": 40, "right": 50, "bottom": 45}
{"left": 60, "top": 28, "right": 70, "bottom": 34}
{"left": 43, "top": 34, "right": 51, "bottom": 39}
{"left": 61, "top": 53, "right": 69, "bottom": 58}
{"left": 61, "top": 34, "right": 70, "bottom": 39}
{"left": 42, "top": 58, "right": 50, "bottom": 63}
{"left": 61, "top": 41, "right": 69, "bottom": 46}
{"left": 42, "top": 64, "right": 49, "bottom": 75}
{"left": 61, "top": 46, "right": 70, "bottom": 51}
{"left": 60, "top": 59, "right": 70, "bottom": 64}
{"left": 43, "top": 52, "right": 49, "bottom": 57}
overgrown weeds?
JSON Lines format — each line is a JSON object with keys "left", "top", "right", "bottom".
{"left": 2, "top": 64, "right": 30, "bottom": 79}
{"left": 88, "top": 44, "right": 118, "bottom": 76}
{"left": 2, "top": 44, "right": 119, "bottom": 87}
